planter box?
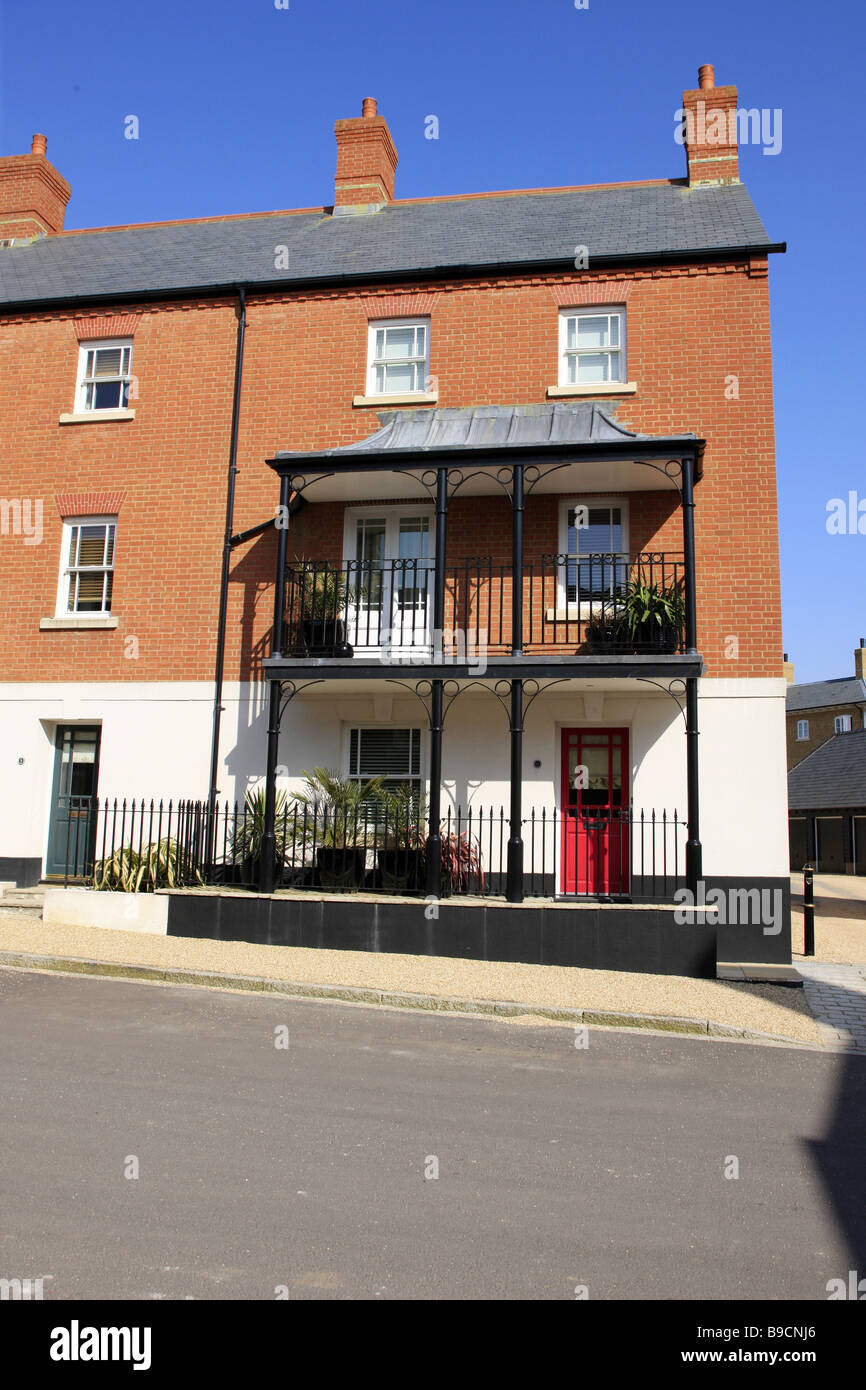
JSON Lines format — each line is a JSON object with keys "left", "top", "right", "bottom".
{"left": 316, "top": 846, "right": 366, "bottom": 890}
{"left": 301, "top": 618, "right": 353, "bottom": 658}
{"left": 632, "top": 619, "right": 680, "bottom": 654}
{"left": 377, "top": 848, "right": 426, "bottom": 893}
{"left": 586, "top": 623, "right": 625, "bottom": 653}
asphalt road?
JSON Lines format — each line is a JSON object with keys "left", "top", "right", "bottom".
{"left": 1, "top": 967, "right": 864, "bottom": 1300}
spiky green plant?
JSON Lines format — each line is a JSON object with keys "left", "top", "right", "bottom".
{"left": 622, "top": 576, "right": 684, "bottom": 636}
{"left": 229, "top": 786, "right": 292, "bottom": 866}
{"left": 375, "top": 784, "right": 429, "bottom": 851}
{"left": 93, "top": 838, "right": 191, "bottom": 892}
{"left": 293, "top": 767, "right": 385, "bottom": 848}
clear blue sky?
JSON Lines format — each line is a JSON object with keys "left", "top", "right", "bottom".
{"left": 2, "top": 0, "right": 864, "bottom": 683}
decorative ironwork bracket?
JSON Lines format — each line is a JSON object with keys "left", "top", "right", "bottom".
{"left": 382, "top": 674, "right": 578, "bottom": 733}
{"left": 634, "top": 675, "right": 688, "bottom": 727}
{"left": 276, "top": 678, "right": 325, "bottom": 720}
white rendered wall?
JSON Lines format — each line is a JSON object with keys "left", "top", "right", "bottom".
{"left": 696, "top": 679, "right": 790, "bottom": 878}
{"left": 0, "top": 677, "right": 788, "bottom": 880}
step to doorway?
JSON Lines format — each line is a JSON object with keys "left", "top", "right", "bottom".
{"left": 0, "top": 884, "right": 46, "bottom": 918}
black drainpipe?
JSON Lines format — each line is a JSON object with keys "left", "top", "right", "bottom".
{"left": 208, "top": 285, "right": 247, "bottom": 828}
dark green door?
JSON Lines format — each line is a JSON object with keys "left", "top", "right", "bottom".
{"left": 45, "top": 726, "right": 101, "bottom": 878}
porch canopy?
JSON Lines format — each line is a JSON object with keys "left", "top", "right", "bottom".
{"left": 266, "top": 401, "right": 703, "bottom": 502}
{"left": 263, "top": 402, "right": 704, "bottom": 682}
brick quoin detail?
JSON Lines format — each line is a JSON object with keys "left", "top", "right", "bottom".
{"left": 72, "top": 314, "right": 141, "bottom": 341}
{"left": 55, "top": 491, "right": 127, "bottom": 517}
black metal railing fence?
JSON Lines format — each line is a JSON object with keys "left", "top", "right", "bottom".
{"left": 281, "top": 552, "right": 686, "bottom": 656}
{"left": 62, "top": 797, "right": 685, "bottom": 902}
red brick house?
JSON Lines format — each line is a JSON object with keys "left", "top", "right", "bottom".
{"left": 0, "top": 66, "right": 790, "bottom": 973}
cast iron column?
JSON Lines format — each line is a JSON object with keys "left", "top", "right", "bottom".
{"left": 260, "top": 473, "right": 292, "bottom": 893}
{"left": 506, "top": 461, "right": 525, "bottom": 902}
{"left": 681, "top": 455, "right": 702, "bottom": 894}
{"left": 425, "top": 467, "right": 449, "bottom": 899}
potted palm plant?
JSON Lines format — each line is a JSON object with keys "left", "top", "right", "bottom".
{"left": 293, "top": 767, "right": 383, "bottom": 890}
{"left": 229, "top": 786, "right": 292, "bottom": 885}
{"left": 623, "top": 576, "right": 684, "bottom": 654}
{"left": 294, "top": 564, "right": 355, "bottom": 657}
{"left": 376, "top": 786, "right": 428, "bottom": 892}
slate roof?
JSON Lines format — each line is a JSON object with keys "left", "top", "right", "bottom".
{"left": 270, "top": 402, "right": 700, "bottom": 467}
{"left": 0, "top": 181, "right": 776, "bottom": 308}
{"left": 786, "top": 678, "right": 866, "bottom": 713}
{"left": 788, "top": 729, "right": 866, "bottom": 811}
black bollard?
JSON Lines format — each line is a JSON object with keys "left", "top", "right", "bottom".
{"left": 803, "top": 865, "right": 815, "bottom": 957}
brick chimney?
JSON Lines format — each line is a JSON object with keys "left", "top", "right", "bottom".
{"left": 679, "top": 64, "right": 740, "bottom": 186}
{"left": 0, "top": 133, "right": 71, "bottom": 239}
{"left": 783, "top": 652, "right": 795, "bottom": 684}
{"left": 334, "top": 98, "right": 398, "bottom": 211}
{"left": 856, "top": 639, "right": 866, "bottom": 683}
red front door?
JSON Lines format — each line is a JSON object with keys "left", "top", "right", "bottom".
{"left": 561, "top": 728, "right": 629, "bottom": 895}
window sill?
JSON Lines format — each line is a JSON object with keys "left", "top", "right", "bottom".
{"left": 40, "top": 615, "right": 119, "bottom": 631}
{"left": 353, "top": 391, "right": 438, "bottom": 407}
{"left": 58, "top": 409, "right": 136, "bottom": 424}
{"left": 547, "top": 383, "right": 637, "bottom": 398}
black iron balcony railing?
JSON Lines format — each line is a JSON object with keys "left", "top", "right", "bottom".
{"left": 281, "top": 552, "right": 686, "bottom": 658}
{"left": 64, "top": 797, "right": 685, "bottom": 902}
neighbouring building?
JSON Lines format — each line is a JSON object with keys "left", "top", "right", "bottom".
{"left": 788, "top": 730, "right": 866, "bottom": 874}
{"left": 785, "top": 641, "right": 866, "bottom": 769}
{"left": 786, "top": 643, "right": 866, "bottom": 873}
{"left": 0, "top": 66, "right": 792, "bottom": 974}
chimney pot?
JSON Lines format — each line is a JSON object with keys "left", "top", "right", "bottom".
{"left": 31, "top": 133, "right": 47, "bottom": 156}
{"left": 362, "top": 97, "right": 378, "bottom": 118}
{"left": 698, "top": 64, "right": 715, "bottom": 89}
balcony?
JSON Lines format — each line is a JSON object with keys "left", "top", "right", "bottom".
{"left": 277, "top": 552, "right": 689, "bottom": 670}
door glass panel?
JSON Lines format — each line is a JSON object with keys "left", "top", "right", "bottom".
{"left": 59, "top": 730, "right": 98, "bottom": 798}
{"left": 356, "top": 519, "right": 386, "bottom": 610}
{"left": 582, "top": 746, "right": 610, "bottom": 808}
{"left": 396, "top": 517, "right": 430, "bottom": 613}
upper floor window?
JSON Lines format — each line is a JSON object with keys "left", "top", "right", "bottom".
{"left": 796, "top": 719, "right": 809, "bottom": 741}
{"left": 367, "top": 319, "right": 429, "bottom": 395}
{"left": 76, "top": 340, "right": 132, "bottom": 412}
{"left": 57, "top": 517, "right": 116, "bottom": 615}
{"left": 559, "top": 308, "right": 625, "bottom": 386}
{"left": 560, "top": 499, "right": 628, "bottom": 602}
{"left": 834, "top": 714, "right": 853, "bottom": 733}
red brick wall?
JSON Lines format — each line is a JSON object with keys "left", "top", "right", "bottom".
{"left": 0, "top": 257, "right": 782, "bottom": 682}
